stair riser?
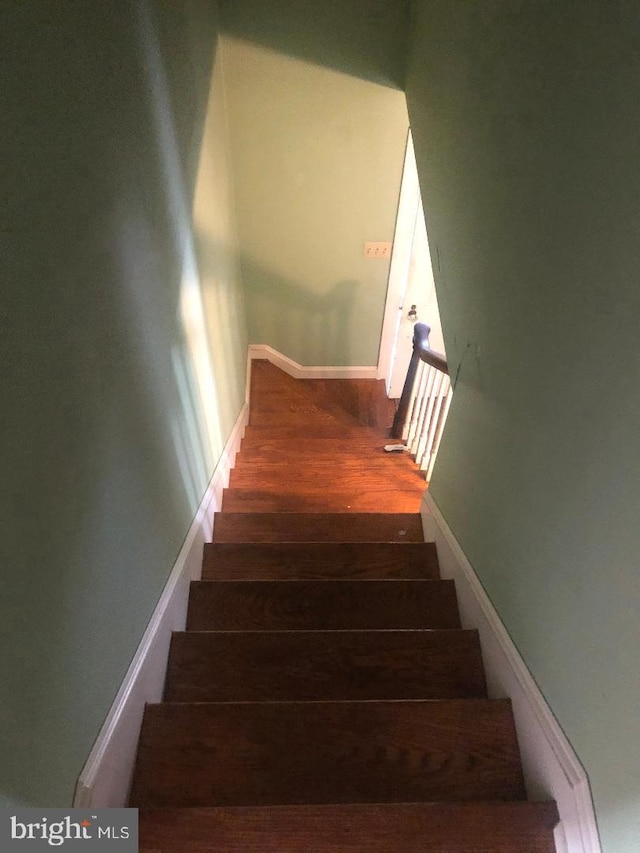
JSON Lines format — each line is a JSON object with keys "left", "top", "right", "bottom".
{"left": 187, "top": 580, "right": 461, "bottom": 631}
{"left": 243, "top": 426, "right": 390, "bottom": 440}
{"left": 139, "top": 803, "right": 560, "bottom": 853}
{"left": 222, "top": 489, "right": 422, "bottom": 513}
{"left": 165, "top": 630, "right": 487, "bottom": 702}
{"left": 201, "top": 542, "right": 440, "bottom": 580}
{"left": 212, "top": 513, "right": 425, "bottom": 542}
{"left": 249, "top": 413, "right": 362, "bottom": 428}
{"left": 240, "top": 441, "right": 401, "bottom": 457}
{"left": 230, "top": 468, "right": 421, "bottom": 491}
{"left": 235, "top": 455, "right": 412, "bottom": 469}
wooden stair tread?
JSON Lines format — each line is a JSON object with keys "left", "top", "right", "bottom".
{"left": 248, "top": 362, "right": 394, "bottom": 430}
{"left": 187, "top": 580, "right": 460, "bottom": 631}
{"left": 240, "top": 436, "right": 402, "bottom": 453}
{"left": 129, "top": 699, "right": 526, "bottom": 808}
{"left": 139, "top": 802, "right": 560, "bottom": 852}
{"left": 212, "top": 512, "right": 424, "bottom": 542}
{"left": 243, "top": 425, "right": 391, "bottom": 440}
{"left": 222, "top": 487, "right": 422, "bottom": 513}
{"left": 250, "top": 411, "right": 364, "bottom": 428}
{"left": 229, "top": 466, "right": 423, "bottom": 489}
{"left": 201, "top": 542, "right": 440, "bottom": 580}
{"left": 165, "top": 629, "right": 487, "bottom": 702}
{"left": 235, "top": 452, "right": 415, "bottom": 467}
{"left": 232, "top": 456, "right": 419, "bottom": 471}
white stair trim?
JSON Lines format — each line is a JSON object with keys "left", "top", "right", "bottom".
{"left": 73, "top": 401, "right": 249, "bottom": 808}
{"left": 422, "top": 490, "right": 601, "bottom": 853}
{"left": 248, "top": 343, "right": 378, "bottom": 380}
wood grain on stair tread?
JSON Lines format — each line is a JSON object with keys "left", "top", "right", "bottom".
{"left": 222, "top": 487, "right": 422, "bottom": 513}
{"left": 235, "top": 454, "right": 416, "bottom": 470}
{"left": 187, "top": 580, "right": 460, "bottom": 631}
{"left": 212, "top": 512, "right": 424, "bottom": 542}
{"left": 249, "top": 361, "right": 394, "bottom": 430}
{"left": 138, "top": 802, "right": 560, "bottom": 853}
{"left": 248, "top": 396, "right": 378, "bottom": 429}
{"left": 242, "top": 424, "right": 391, "bottom": 441}
{"left": 239, "top": 437, "right": 402, "bottom": 456}
{"left": 201, "top": 542, "right": 440, "bottom": 580}
{"left": 232, "top": 456, "right": 421, "bottom": 472}
{"left": 129, "top": 699, "right": 526, "bottom": 808}
{"left": 250, "top": 410, "right": 364, "bottom": 429}
{"left": 164, "top": 629, "right": 487, "bottom": 702}
{"left": 230, "top": 465, "right": 423, "bottom": 491}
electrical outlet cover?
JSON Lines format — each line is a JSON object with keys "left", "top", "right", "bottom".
{"left": 364, "top": 241, "right": 392, "bottom": 258}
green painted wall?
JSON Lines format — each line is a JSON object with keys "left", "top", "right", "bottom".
{"left": 219, "top": 1, "right": 410, "bottom": 366}
{"left": 405, "top": 2, "right": 640, "bottom": 850}
{"left": 1, "top": 0, "right": 247, "bottom": 806}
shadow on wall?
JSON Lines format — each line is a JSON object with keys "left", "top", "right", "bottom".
{"left": 195, "top": 230, "right": 357, "bottom": 366}
{"left": 218, "top": 0, "right": 411, "bottom": 89}
{"left": 1, "top": 0, "right": 245, "bottom": 808}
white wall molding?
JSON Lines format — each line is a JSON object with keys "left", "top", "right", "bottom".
{"left": 73, "top": 402, "right": 249, "bottom": 809}
{"left": 248, "top": 344, "right": 378, "bottom": 380}
{"left": 421, "top": 491, "right": 601, "bottom": 853}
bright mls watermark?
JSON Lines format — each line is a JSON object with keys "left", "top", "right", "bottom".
{"left": 0, "top": 810, "right": 137, "bottom": 851}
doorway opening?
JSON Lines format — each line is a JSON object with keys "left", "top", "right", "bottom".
{"left": 378, "top": 130, "right": 446, "bottom": 399}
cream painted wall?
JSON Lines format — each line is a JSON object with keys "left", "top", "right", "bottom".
{"left": 2, "top": 0, "right": 246, "bottom": 807}
{"left": 220, "top": 34, "right": 409, "bottom": 366}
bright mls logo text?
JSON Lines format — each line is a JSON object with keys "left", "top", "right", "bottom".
{"left": 10, "top": 815, "right": 130, "bottom": 846}
{"left": 1, "top": 809, "right": 138, "bottom": 850}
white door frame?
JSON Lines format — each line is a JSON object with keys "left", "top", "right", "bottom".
{"left": 377, "top": 131, "right": 422, "bottom": 394}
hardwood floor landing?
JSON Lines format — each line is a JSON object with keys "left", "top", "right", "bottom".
{"left": 248, "top": 360, "right": 396, "bottom": 430}
{"left": 226, "top": 360, "right": 425, "bottom": 513}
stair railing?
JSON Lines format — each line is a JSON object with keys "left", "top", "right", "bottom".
{"left": 391, "top": 323, "right": 452, "bottom": 481}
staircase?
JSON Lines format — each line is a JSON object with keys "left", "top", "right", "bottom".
{"left": 131, "top": 360, "right": 559, "bottom": 851}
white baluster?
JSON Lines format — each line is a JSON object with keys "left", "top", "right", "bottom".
{"left": 415, "top": 369, "right": 444, "bottom": 467}
{"left": 422, "top": 377, "right": 453, "bottom": 478}
{"left": 403, "top": 361, "right": 426, "bottom": 442}
{"left": 409, "top": 365, "right": 436, "bottom": 457}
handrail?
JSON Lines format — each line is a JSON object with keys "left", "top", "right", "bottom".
{"left": 413, "top": 322, "right": 448, "bottom": 375}
{"left": 389, "top": 319, "right": 453, "bottom": 477}
{"left": 391, "top": 323, "right": 448, "bottom": 439}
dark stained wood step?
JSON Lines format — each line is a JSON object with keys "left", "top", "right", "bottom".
{"left": 187, "top": 580, "right": 460, "bottom": 631}
{"left": 248, "top": 362, "right": 394, "bottom": 430}
{"left": 129, "top": 699, "right": 526, "bottom": 808}
{"left": 212, "top": 512, "right": 424, "bottom": 542}
{"left": 201, "top": 542, "right": 440, "bottom": 580}
{"left": 250, "top": 411, "right": 361, "bottom": 428}
{"left": 164, "top": 629, "right": 486, "bottom": 702}
{"left": 222, "top": 487, "right": 422, "bottom": 513}
{"left": 240, "top": 437, "right": 400, "bottom": 455}
{"left": 233, "top": 456, "right": 418, "bottom": 472}
{"left": 229, "top": 464, "right": 423, "bottom": 489}
{"left": 236, "top": 452, "right": 411, "bottom": 467}
{"left": 139, "top": 802, "right": 560, "bottom": 852}
{"left": 243, "top": 425, "right": 390, "bottom": 441}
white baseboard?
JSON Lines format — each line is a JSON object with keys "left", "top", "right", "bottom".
{"left": 248, "top": 344, "right": 378, "bottom": 380}
{"left": 73, "top": 402, "right": 249, "bottom": 808}
{"left": 421, "top": 491, "right": 601, "bottom": 853}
